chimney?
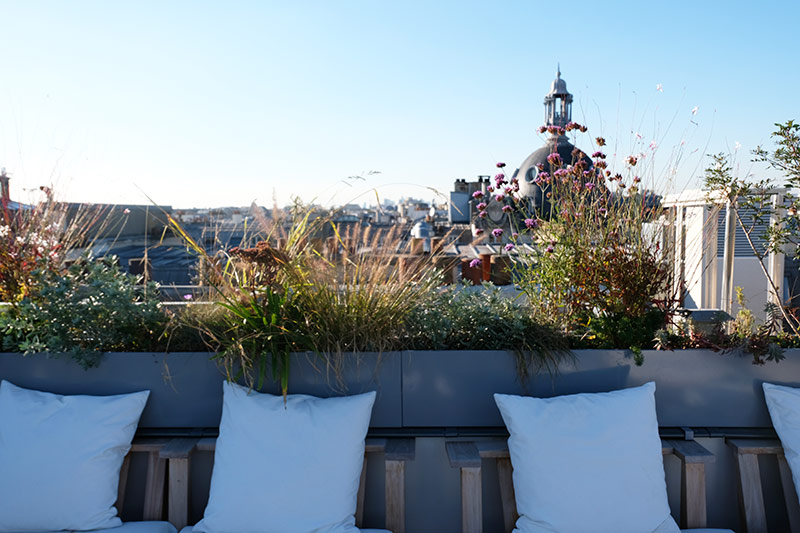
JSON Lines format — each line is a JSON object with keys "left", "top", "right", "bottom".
{"left": 0, "top": 168, "right": 9, "bottom": 206}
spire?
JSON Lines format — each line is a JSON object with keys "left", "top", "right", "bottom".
{"left": 557, "top": 63, "right": 561, "bottom": 79}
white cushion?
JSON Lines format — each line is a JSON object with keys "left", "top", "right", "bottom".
{"left": 763, "top": 382, "right": 800, "bottom": 505}
{"left": 193, "top": 383, "right": 376, "bottom": 533}
{"left": 494, "top": 382, "right": 680, "bottom": 533}
{"left": 23, "top": 522, "right": 177, "bottom": 533}
{"left": 0, "top": 380, "right": 149, "bottom": 533}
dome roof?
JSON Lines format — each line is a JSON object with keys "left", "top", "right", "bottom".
{"left": 548, "top": 76, "right": 568, "bottom": 96}
{"left": 516, "top": 137, "right": 593, "bottom": 208}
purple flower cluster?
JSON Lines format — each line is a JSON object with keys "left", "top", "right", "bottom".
{"left": 547, "top": 152, "right": 563, "bottom": 166}
{"left": 469, "top": 258, "right": 482, "bottom": 268}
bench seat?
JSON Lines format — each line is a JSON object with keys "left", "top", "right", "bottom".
{"left": 447, "top": 439, "right": 732, "bottom": 533}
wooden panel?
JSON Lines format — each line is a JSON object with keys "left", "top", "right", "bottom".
{"left": 727, "top": 438, "right": 783, "bottom": 455}
{"left": 385, "top": 438, "right": 416, "bottom": 461}
{"left": 681, "top": 462, "right": 707, "bottom": 528}
{"left": 446, "top": 442, "right": 481, "bottom": 468}
{"left": 385, "top": 460, "right": 406, "bottom": 533}
{"left": 195, "top": 437, "right": 216, "bottom": 452}
{"left": 496, "top": 457, "right": 518, "bottom": 533}
{"left": 670, "top": 439, "right": 716, "bottom": 464}
{"left": 778, "top": 454, "right": 800, "bottom": 533}
{"left": 168, "top": 457, "right": 190, "bottom": 531}
{"left": 160, "top": 437, "right": 199, "bottom": 459}
{"left": 116, "top": 452, "right": 132, "bottom": 516}
{"left": 143, "top": 451, "right": 167, "bottom": 521}
{"left": 735, "top": 452, "right": 767, "bottom": 533}
{"left": 460, "top": 466, "right": 482, "bottom": 533}
{"left": 476, "top": 440, "right": 509, "bottom": 459}
{"left": 355, "top": 456, "right": 368, "bottom": 528}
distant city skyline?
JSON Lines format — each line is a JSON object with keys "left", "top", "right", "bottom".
{"left": 1, "top": 1, "right": 798, "bottom": 209}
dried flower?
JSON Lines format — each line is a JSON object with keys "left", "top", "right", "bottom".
{"left": 595, "top": 137, "right": 606, "bottom": 147}
{"left": 626, "top": 155, "right": 638, "bottom": 167}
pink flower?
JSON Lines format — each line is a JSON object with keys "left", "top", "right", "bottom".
{"left": 491, "top": 228, "right": 503, "bottom": 238}
{"left": 547, "top": 152, "right": 563, "bottom": 166}
{"left": 504, "top": 243, "right": 515, "bottom": 252}
{"left": 476, "top": 202, "right": 487, "bottom": 210}
{"left": 524, "top": 218, "right": 538, "bottom": 229}
{"left": 496, "top": 162, "right": 506, "bottom": 168}
{"left": 545, "top": 244, "right": 554, "bottom": 253}
{"left": 495, "top": 194, "right": 505, "bottom": 202}
{"left": 123, "top": 208, "right": 131, "bottom": 214}
{"left": 585, "top": 182, "right": 595, "bottom": 190}
{"left": 502, "top": 205, "right": 513, "bottom": 213}
{"left": 478, "top": 211, "right": 487, "bottom": 218}
{"left": 511, "top": 232, "right": 519, "bottom": 239}
{"left": 183, "top": 294, "right": 193, "bottom": 300}
{"left": 469, "top": 258, "right": 482, "bottom": 268}
{"left": 475, "top": 228, "right": 484, "bottom": 235}
{"left": 472, "top": 190, "right": 483, "bottom": 199}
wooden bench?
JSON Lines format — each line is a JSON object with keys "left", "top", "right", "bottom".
{"left": 117, "top": 438, "right": 171, "bottom": 520}
{"left": 446, "top": 439, "right": 715, "bottom": 533}
{"left": 163, "top": 436, "right": 416, "bottom": 533}
{"left": 727, "top": 438, "right": 800, "bottom": 533}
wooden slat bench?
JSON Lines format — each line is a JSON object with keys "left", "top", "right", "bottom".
{"left": 446, "top": 439, "right": 716, "bottom": 533}
{"left": 726, "top": 438, "right": 800, "bottom": 533}
{"left": 163, "top": 436, "right": 416, "bottom": 533}
{"left": 117, "top": 438, "right": 171, "bottom": 521}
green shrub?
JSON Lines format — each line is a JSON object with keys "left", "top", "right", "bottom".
{"left": 0, "top": 256, "right": 166, "bottom": 368}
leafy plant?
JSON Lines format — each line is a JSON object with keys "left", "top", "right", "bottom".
{"left": 476, "top": 124, "right": 674, "bottom": 355}
{"left": 0, "top": 256, "right": 166, "bottom": 368}
{"left": 404, "top": 282, "right": 571, "bottom": 380}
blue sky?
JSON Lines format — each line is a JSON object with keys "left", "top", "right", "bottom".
{"left": 0, "top": 1, "right": 798, "bottom": 208}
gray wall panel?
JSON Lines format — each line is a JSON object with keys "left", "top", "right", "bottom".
{"left": 0, "top": 352, "right": 403, "bottom": 428}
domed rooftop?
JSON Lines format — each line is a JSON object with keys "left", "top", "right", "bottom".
{"left": 516, "top": 136, "right": 592, "bottom": 208}
{"left": 513, "top": 68, "right": 596, "bottom": 214}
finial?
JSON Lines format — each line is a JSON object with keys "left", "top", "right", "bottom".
{"left": 557, "top": 63, "right": 561, "bottom": 78}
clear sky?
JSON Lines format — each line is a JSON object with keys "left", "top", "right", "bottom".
{"left": 1, "top": 1, "right": 798, "bottom": 208}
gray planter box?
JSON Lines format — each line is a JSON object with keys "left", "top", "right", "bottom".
{"left": 2, "top": 349, "right": 799, "bottom": 429}
{"left": 0, "top": 351, "right": 402, "bottom": 428}
{"left": 402, "top": 349, "right": 800, "bottom": 428}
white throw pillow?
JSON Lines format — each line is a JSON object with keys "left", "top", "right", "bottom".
{"left": 193, "top": 382, "right": 376, "bottom": 533}
{"left": 763, "top": 382, "right": 800, "bottom": 504}
{"left": 0, "top": 380, "right": 150, "bottom": 532}
{"left": 494, "top": 382, "right": 680, "bottom": 533}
